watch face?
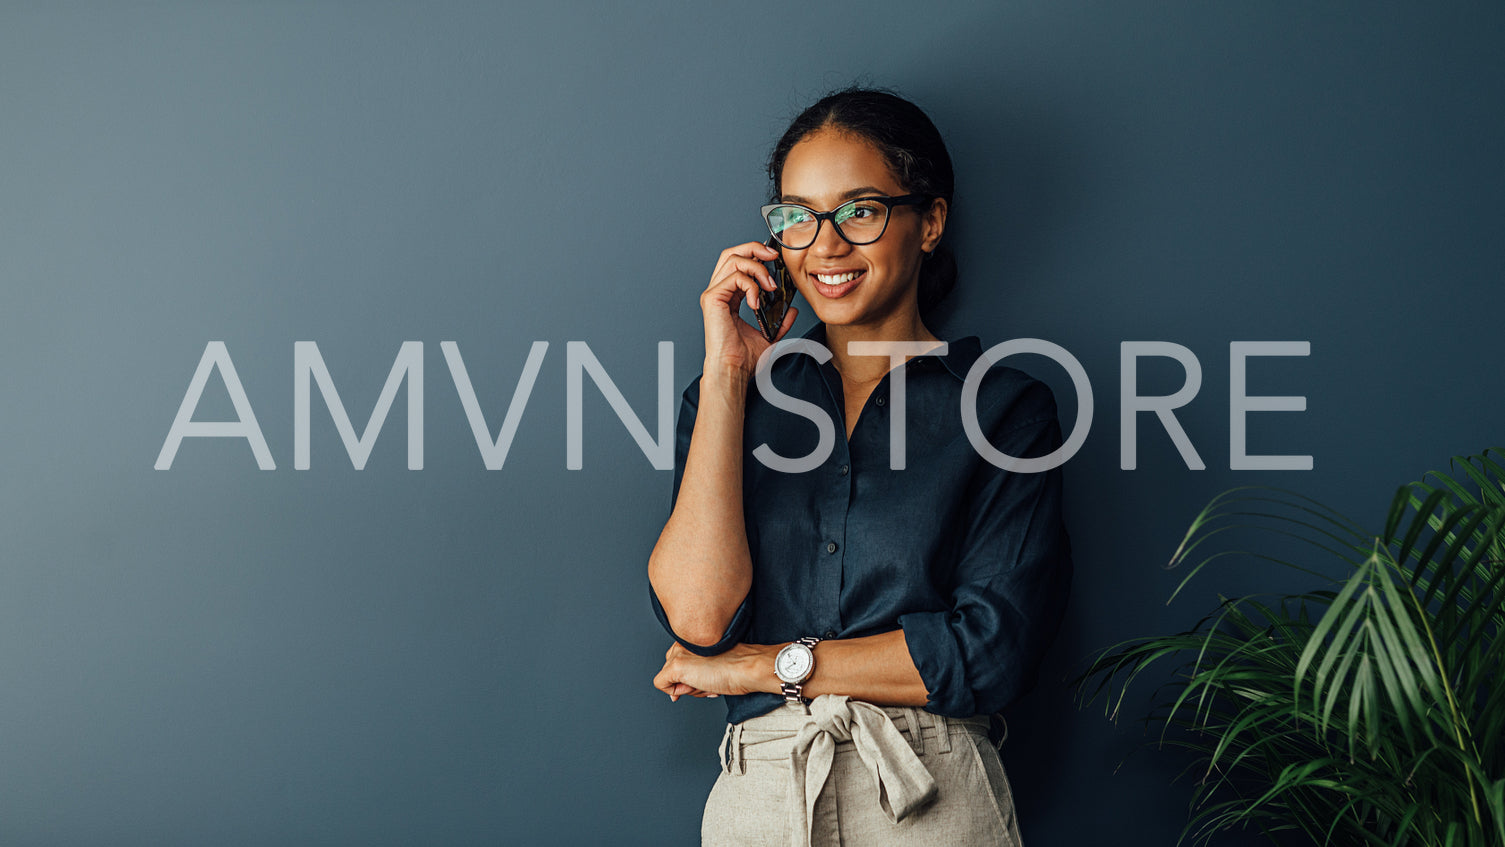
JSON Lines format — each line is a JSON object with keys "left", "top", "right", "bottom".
{"left": 775, "top": 643, "right": 814, "bottom": 684}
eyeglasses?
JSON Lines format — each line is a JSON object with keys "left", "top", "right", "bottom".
{"left": 761, "top": 194, "right": 932, "bottom": 250}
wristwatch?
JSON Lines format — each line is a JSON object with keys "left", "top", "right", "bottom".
{"left": 774, "top": 636, "right": 823, "bottom": 712}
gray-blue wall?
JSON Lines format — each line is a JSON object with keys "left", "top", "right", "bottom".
{"left": 2, "top": 2, "right": 1501, "bottom": 844}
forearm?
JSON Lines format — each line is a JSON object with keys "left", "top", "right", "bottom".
{"left": 736, "top": 630, "right": 930, "bottom": 708}
{"left": 647, "top": 366, "right": 755, "bottom": 646}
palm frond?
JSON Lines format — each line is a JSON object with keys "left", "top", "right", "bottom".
{"left": 1076, "top": 449, "right": 1505, "bottom": 846}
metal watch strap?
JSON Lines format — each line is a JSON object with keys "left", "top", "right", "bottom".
{"left": 780, "top": 636, "right": 823, "bottom": 709}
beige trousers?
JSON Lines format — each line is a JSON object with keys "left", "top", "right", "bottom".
{"left": 702, "top": 695, "right": 1023, "bottom": 847}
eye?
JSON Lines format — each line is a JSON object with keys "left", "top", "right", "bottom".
{"left": 841, "top": 199, "right": 885, "bottom": 219}
{"left": 770, "top": 206, "right": 814, "bottom": 231}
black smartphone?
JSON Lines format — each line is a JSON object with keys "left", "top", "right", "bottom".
{"left": 752, "top": 237, "right": 795, "bottom": 343}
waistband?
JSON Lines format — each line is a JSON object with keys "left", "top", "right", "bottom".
{"left": 715, "top": 695, "right": 1000, "bottom": 847}
{"left": 720, "top": 703, "right": 992, "bottom": 771}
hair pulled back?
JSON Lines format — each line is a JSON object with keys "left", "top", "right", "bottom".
{"left": 766, "top": 87, "right": 957, "bottom": 317}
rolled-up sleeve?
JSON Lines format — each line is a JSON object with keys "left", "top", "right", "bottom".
{"left": 898, "top": 381, "right": 1074, "bottom": 717}
{"left": 647, "top": 377, "right": 753, "bottom": 656}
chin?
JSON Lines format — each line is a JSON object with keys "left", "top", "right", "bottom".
{"left": 803, "top": 299, "right": 860, "bottom": 327}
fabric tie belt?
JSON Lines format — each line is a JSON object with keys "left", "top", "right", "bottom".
{"left": 718, "top": 695, "right": 991, "bottom": 847}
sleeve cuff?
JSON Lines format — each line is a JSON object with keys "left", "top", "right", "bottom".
{"left": 649, "top": 583, "right": 751, "bottom": 657}
{"left": 898, "top": 610, "right": 975, "bottom": 717}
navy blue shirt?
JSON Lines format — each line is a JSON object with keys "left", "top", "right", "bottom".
{"left": 650, "top": 323, "right": 1073, "bottom": 724}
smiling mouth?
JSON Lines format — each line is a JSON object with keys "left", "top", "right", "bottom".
{"left": 814, "top": 271, "right": 861, "bottom": 285}
{"left": 810, "top": 270, "right": 865, "bottom": 298}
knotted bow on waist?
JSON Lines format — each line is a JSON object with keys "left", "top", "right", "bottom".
{"left": 717, "top": 695, "right": 975, "bottom": 847}
{"left": 786, "top": 695, "right": 938, "bottom": 846}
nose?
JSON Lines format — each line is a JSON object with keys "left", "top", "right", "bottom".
{"left": 809, "top": 217, "right": 851, "bottom": 258}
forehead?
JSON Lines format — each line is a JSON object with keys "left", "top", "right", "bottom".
{"left": 780, "top": 128, "right": 904, "bottom": 205}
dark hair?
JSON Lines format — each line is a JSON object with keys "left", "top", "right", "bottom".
{"left": 766, "top": 87, "right": 957, "bottom": 317}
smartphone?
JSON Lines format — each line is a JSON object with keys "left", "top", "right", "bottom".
{"left": 752, "top": 237, "right": 795, "bottom": 343}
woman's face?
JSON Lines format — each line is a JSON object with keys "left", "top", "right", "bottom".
{"left": 777, "top": 128, "right": 947, "bottom": 333}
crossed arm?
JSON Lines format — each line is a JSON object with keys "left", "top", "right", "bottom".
{"left": 651, "top": 629, "right": 928, "bottom": 705}
{"left": 648, "top": 359, "right": 1073, "bottom": 719}
{"left": 647, "top": 367, "right": 929, "bottom": 707}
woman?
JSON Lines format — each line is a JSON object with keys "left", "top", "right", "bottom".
{"left": 648, "top": 87, "right": 1072, "bottom": 847}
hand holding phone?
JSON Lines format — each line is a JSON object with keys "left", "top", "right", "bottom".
{"left": 752, "top": 238, "right": 795, "bottom": 343}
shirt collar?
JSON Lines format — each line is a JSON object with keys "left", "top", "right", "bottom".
{"left": 797, "top": 322, "right": 982, "bottom": 383}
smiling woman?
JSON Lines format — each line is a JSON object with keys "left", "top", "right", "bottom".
{"left": 647, "top": 87, "right": 1073, "bottom": 846}
{"left": 767, "top": 130, "right": 945, "bottom": 350}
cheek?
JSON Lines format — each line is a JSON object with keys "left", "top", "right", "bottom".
{"left": 877, "top": 244, "right": 919, "bottom": 279}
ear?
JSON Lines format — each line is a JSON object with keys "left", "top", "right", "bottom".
{"left": 920, "top": 197, "right": 948, "bottom": 253}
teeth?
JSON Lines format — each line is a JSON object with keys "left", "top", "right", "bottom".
{"left": 815, "top": 271, "right": 860, "bottom": 285}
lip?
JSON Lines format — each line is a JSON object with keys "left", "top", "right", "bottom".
{"left": 808, "top": 269, "right": 865, "bottom": 299}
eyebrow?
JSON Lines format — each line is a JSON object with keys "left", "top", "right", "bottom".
{"left": 780, "top": 186, "right": 890, "bottom": 205}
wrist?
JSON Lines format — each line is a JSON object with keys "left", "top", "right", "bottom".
{"left": 772, "top": 637, "right": 824, "bottom": 705}
{"left": 701, "top": 363, "right": 752, "bottom": 395}
{"left": 735, "top": 643, "right": 783, "bottom": 695}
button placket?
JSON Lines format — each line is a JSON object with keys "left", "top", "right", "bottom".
{"left": 819, "top": 423, "right": 850, "bottom": 655}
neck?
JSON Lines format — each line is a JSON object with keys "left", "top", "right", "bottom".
{"left": 825, "top": 311, "right": 941, "bottom": 385}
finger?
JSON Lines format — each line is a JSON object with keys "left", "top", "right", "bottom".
{"left": 733, "top": 240, "right": 781, "bottom": 263}
{"left": 709, "top": 242, "right": 778, "bottom": 291}
{"left": 653, "top": 666, "right": 681, "bottom": 695}
{"left": 706, "top": 266, "right": 764, "bottom": 311}
{"left": 708, "top": 256, "right": 774, "bottom": 302}
{"left": 773, "top": 306, "right": 799, "bottom": 342}
{"left": 733, "top": 240, "right": 778, "bottom": 264}
{"left": 729, "top": 255, "right": 776, "bottom": 290}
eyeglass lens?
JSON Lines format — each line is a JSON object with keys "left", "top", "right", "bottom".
{"left": 766, "top": 199, "right": 890, "bottom": 248}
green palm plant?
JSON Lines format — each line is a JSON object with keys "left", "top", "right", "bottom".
{"left": 1077, "top": 449, "right": 1505, "bottom": 846}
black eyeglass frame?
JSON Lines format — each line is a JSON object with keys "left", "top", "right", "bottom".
{"left": 760, "top": 193, "right": 933, "bottom": 249}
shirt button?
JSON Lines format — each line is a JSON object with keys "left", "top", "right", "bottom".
{"left": 826, "top": 541, "right": 838, "bottom": 554}
{"left": 838, "top": 464, "right": 850, "bottom": 476}
{"left": 823, "top": 630, "right": 837, "bottom": 639}
{"left": 875, "top": 396, "right": 886, "bottom": 407}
